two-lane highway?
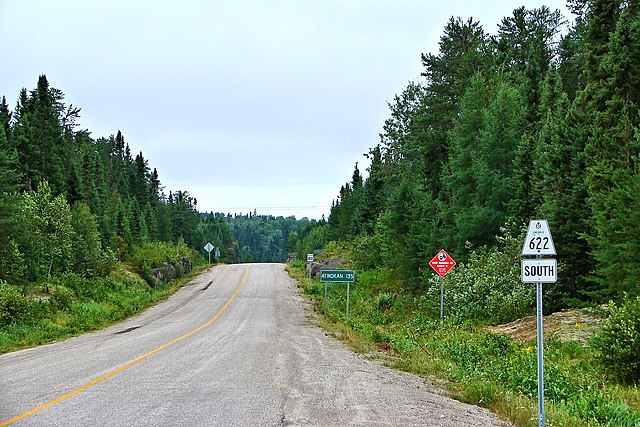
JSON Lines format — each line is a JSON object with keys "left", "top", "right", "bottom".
{"left": 0, "top": 264, "right": 507, "bottom": 426}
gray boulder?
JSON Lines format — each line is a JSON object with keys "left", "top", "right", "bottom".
{"left": 150, "top": 262, "right": 177, "bottom": 285}
{"left": 177, "top": 256, "right": 193, "bottom": 275}
{"left": 306, "top": 257, "right": 344, "bottom": 278}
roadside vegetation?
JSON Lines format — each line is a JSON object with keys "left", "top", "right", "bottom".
{"left": 291, "top": 2, "right": 640, "bottom": 311}
{"left": 288, "top": 4, "right": 640, "bottom": 425}
{"left": 0, "top": 75, "right": 238, "bottom": 354}
{"left": 288, "top": 242, "right": 640, "bottom": 427}
{"left": 227, "top": 213, "right": 321, "bottom": 263}
{"left": 0, "top": 241, "right": 206, "bottom": 354}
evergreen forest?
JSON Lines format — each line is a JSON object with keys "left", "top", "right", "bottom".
{"left": 0, "top": 74, "right": 240, "bottom": 284}
{"left": 0, "top": 71, "right": 319, "bottom": 287}
{"left": 292, "top": 1, "right": 640, "bottom": 310}
{"left": 226, "top": 212, "right": 319, "bottom": 263}
{"left": 287, "top": 4, "right": 640, "bottom": 422}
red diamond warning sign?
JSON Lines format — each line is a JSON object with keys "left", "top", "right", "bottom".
{"left": 429, "top": 249, "right": 456, "bottom": 277}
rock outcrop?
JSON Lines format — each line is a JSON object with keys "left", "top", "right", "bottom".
{"left": 149, "top": 257, "right": 193, "bottom": 285}
{"left": 306, "top": 257, "right": 344, "bottom": 278}
{"left": 150, "top": 262, "right": 177, "bottom": 285}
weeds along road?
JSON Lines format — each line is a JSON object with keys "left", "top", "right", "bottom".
{"left": 0, "top": 264, "right": 507, "bottom": 426}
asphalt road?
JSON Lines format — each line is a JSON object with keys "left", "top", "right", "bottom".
{"left": 0, "top": 263, "right": 508, "bottom": 426}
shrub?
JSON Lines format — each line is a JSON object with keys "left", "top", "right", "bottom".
{"left": 131, "top": 241, "right": 203, "bottom": 277}
{"left": 0, "top": 281, "right": 30, "bottom": 326}
{"left": 426, "top": 225, "right": 534, "bottom": 325}
{"left": 50, "top": 285, "right": 75, "bottom": 311}
{"left": 592, "top": 296, "right": 640, "bottom": 384}
{"left": 374, "top": 292, "right": 396, "bottom": 311}
{"left": 353, "top": 233, "right": 382, "bottom": 270}
{"left": 289, "top": 259, "right": 305, "bottom": 271}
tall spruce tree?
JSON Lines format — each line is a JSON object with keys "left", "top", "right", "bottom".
{"left": 353, "top": 146, "right": 385, "bottom": 235}
{"left": 30, "top": 76, "right": 66, "bottom": 194}
{"left": 0, "top": 99, "right": 22, "bottom": 281}
{"left": 416, "top": 17, "right": 491, "bottom": 198}
{"left": 496, "top": 6, "right": 566, "bottom": 125}
{"left": 442, "top": 73, "right": 526, "bottom": 255}
{"left": 578, "top": 0, "right": 640, "bottom": 300}
{"left": 530, "top": 66, "right": 592, "bottom": 307}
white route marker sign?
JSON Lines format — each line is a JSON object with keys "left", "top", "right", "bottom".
{"left": 520, "top": 219, "right": 556, "bottom": 427}
{"left": 521, "top": 219, "right": 556, "bottom": 256}
{"left": 521, "top": 259, "right": 557, "bottom": 283}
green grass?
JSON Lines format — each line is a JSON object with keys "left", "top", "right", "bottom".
{"left": 0, "top": 264, "right": 207, "bottom": 354}
{"left": 289, "top": 262, "right": 640, "bottom": 427}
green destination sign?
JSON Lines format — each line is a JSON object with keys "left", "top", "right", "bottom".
{"left": 320, "top": 270, "right": 355, "bottom": 282}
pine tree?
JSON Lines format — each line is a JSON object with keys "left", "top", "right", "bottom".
{"left": 353, "top": 146, "right": 385, "bottom": 235}
{"left": 442, "top": 73, "right": 526, "bottom": 255}
{"left": 348, "top": 163, "right": 364, "bottom": 236}
{"left": 12, "top": 88, "right": 37, "bottom": 191}
{"left": 374, "top": 179, "right": 433, "bottom": 289}
{"left": 496, "top": 6, "right": 566, "bottom": 125}
{"left": 331, "top": 184, "right": 353, "bottom": 240}
{"left": 417, "top": 17, "right": 491, "bottom": 198}
{"left": 379, "top": 82, "right": 426, "bottom": 171}
{"left": 0, "top": 96, "right": 20, "bottom": 194}
{"left": 30, "top": 76, "right": 67, "bottom": 194}
{"left": 70, "top": 202, "right": 105, "bottom": 277}
{"left": 0, "top": 125, "right": 22, "bottom": 283}
{"left": 559, "top": 10, "right": 589, "bottom": 101}
{"left": 531, "top": 66, "right": 593, "bottom": 307}
{"left": 578, "top": 0, "right": 640, "bottom": 299}
{"left": 0, "top": 96, "right": 11, "bottom": 142}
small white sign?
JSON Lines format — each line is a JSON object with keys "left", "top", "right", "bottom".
{"left": 307, "top": 254, "right": 314, "bottom": 262}
{"left": 521, "top": 219, "right": 556, "bottom": 256}
{"left": 521, "top": 259, "right": 557, "bottom": 283}
{"left": 204, "top": 242, "right": 214, "bottom": 253}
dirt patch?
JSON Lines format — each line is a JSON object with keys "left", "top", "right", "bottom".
{"left": 490, "top": 308, "right": 604, "bottom": 346}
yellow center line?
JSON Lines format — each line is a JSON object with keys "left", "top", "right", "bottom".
{"left": 1, "top": 265, "right": 251, "bottom": 427}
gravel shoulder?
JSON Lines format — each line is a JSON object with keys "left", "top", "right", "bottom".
{"left": 275, "top": 266, "right": 510, "bottom": 426}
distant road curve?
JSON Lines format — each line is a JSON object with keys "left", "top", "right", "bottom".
{"left": 0, "top": 263, "right": 508, "bottom": 426}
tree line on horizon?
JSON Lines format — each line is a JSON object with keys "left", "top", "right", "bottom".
{"left": 293, "top": 1, "right": 639, "bottom": 310}
{"left": 226, "top": 211, "right": 317, "bottom": 263}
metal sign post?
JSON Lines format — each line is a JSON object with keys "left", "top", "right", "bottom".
{"left": 536, "top": 266, "right": 545, "bottom": 427}
{"left": 440, "top": 277, "right": 445, "bottom": 321}
{"left": 320, "top": 270, "right": 355, "bottom": 319}
{"left": 521, "top": 219, "right": 557, "bottom": 427}
{"left": 429, "top": 249, "right": 456, "bottom": 321}
{"left": 307, "top": 254, "right": 314, "bottom": 281}
{"left": 324, "top": 281, "right": 328, "bottom": 318}
{"left": 347, "top": 281, "right": 351, "bottom": 318}
{"left": 204, "top": 242, "right": 214, "bottom": 264}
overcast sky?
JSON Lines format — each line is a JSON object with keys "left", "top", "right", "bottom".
{"left": 1, "top": 1, "right": 572, "bottom": 220}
